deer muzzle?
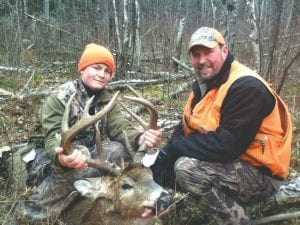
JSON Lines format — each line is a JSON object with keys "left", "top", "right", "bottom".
{"left": 156, "top": 191, "right": 173, "bottom": 215}
{"left": 141, "top": 191, "right": 173, "bottom": 218}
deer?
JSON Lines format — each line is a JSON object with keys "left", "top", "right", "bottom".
{"left": 55, "top": 88, "right": 173, "bottom": 225}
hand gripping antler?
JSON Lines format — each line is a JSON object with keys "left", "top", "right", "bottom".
{"left": 60, "top": 91, "right": 121, "bottom": 175}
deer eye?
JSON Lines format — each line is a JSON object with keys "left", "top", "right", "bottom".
{"left": 121, "top": 184, "right": 133, "bottom": 190}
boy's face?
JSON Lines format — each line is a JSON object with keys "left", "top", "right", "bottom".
{"left": 80, "top": 63, "right": 113, "bottom": 91}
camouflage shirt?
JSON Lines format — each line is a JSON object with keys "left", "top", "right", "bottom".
{"left": 34, "top": 79, "right": 141, "bottom": 162}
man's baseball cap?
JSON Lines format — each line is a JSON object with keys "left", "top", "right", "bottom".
{"left": 189, "top": 27, "right": 226, "bottom": 51}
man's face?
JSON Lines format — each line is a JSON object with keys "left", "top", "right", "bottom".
{"left": 190, "top": 44, "right": 228, "bottom": 80}
{"left": 80, "top": 63, "right": 113, "bottom": 91}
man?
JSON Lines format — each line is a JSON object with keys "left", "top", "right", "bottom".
{"left": 13, "top": 43, "right": 162, "bottom": 222}
{"left": 151, "top": 27, "right": 292, "bottom": 225}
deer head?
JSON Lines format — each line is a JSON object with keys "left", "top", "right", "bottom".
{"left": 72, "top": 164, "right": 172, "bottom": 224}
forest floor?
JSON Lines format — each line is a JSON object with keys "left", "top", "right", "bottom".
{"left": 0, "top": 67, "right": 300, "bottom": 225}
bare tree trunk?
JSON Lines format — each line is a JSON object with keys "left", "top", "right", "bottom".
{"left": 200, "top": 1, "right": 208, "bottom": 25}
{"left": 245, "top": 0, "right": 260, "bottom": 72}
{"left": 259, "top": 0, "right": 268, "bottom": 33}
{"left": 173, "top": 0, "right": 186, "bottom": 72}
{"left": 108, "top": 3, "right": 115, "bottom": 47}
{"left": 275, "top": 0, "right": 295, "bottom": 84}
{"left": 255, "top": 0, "right": 263, "bottom": 74}
{"left": 227, "top": 0, "right": 238, "bottom": 52}
{"left": 130, "top": 0, "right": 136, "bottom": 69}
{"left": 219, "top": 0, "right": 238, "bottom": 51}
{"left": 94, "top": 0, "right": 102, "bottom": 40}
{"left": 23, "top": 0, "right": 28, "bottom": 15}
{"left": 265, "top": 0, "right": 284, "bottom": 81}
{"left": 219, "top": 1, "right": 228, "bottom": 36}
{"left": 133, "top": 0, "right": 141, "bottom": 68}
{"left": 173, "top": 17, "right": 185, "bottom": 72}
{"left": 276, "top": 51, "right": 300, "bottom": 94}
{"left": 43, "top": 0, "right": 50, "bottom": 21}
{"left": 123, "top": 0, "right": 129, "bottom": 52}
{"left": 117, "top": 0, "right": 130, "bottom": 78}
{"left": 112, "top": 0, "right": 121, "bottom": 54}
{"left": 210, "top": 0, "right": 216, "bottom": 28}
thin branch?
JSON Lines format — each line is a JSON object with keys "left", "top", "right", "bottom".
{"left": 171, "top": 56, "right": 194, "bottom": 73}
{"left": 253, "top": 211, "right": 300, "bottom": 225}
{"left": 157, "top": 192, "right": 190, "bottom": 218}
{"left": 17, "top": 70, "right": 35, "bottom": 96}
{"left": 0, "top": 89, "right": 14, "bottom": 97}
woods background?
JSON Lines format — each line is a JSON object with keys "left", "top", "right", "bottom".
{"left": 0, "top": 1, "right": 300, "bottom": 224}
{"left": 0, "top": 0, "right": 299, "bottom": 87}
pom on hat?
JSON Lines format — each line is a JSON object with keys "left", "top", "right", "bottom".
{"left": 78, "top": 43, "right": 116, "bottom": 73}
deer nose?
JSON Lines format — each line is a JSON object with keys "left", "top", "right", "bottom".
{"left": 156, "top": 191, "right": 173, "bottom": 212}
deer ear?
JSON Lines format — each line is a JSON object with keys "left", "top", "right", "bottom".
{"left": 74, "top": 177, "right": 114, "bottom": 200}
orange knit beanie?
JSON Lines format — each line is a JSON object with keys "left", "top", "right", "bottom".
{"left": 78, "top": 43, "right": 116, "bottom": 73}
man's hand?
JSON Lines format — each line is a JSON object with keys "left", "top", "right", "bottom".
{"left": 150, "top": 142, "right": 180, "bottom": 188}
{"left": 138, "top": 128, "right": 162, "bottom": 148}
{"left": 55, "top": 147, "right": 88, "bottom": 170}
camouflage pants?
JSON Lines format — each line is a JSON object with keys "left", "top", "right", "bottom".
{"left": 174, "top": 157, "right": 281, "bottom": 225}
{"left": 13, "top": 140, "right": 128, "bottom": 223}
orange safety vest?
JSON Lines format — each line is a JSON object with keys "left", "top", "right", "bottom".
{"left": 183, "top": 60, "right": 292, "bottom": 178}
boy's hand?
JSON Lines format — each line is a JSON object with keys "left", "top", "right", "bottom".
{"left": 55, "top": 147, "right": 88, "bottom": 170}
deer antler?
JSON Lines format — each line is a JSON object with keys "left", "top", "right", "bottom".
{"left": 121, "top": 85, "right": 158, "bottom": 130}
{"left": 120, "top": 96, "right": 158, "bottom": 130}
{"left": 60, "top": 91, "right": 121, "bottom": 175}
{"left": 119, "top": 86, "right": 159, "bottom": 162}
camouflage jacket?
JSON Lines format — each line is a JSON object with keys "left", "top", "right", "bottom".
{"left": 32, "top": 79, "right": 141, "bottom": 163}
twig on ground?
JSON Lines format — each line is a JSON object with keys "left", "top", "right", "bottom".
{"left": 253, "top": 211, "right": 300, "bottom": 225}
{"left": 17, "top": 70, "right": 35, "bottom": 96}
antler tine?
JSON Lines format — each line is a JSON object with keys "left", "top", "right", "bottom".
{"left": 119, "top": 101, "right": 148, "bottom": 129}
{"left": 86, "top": 158, "right": 121, "bottom": 176}
{"left": 94, "top": 121, "right": 106, "bottom": 162}
{"left": 126, "top": 85, "right": 152, "bottom": 115}
{"left": 122, "top": 130, "right": 135, "bottom": 157}
{"left": 122, "top": 96, "right": 158, "bottom": 130}
{"left": 90, "top": 118, "right": 124, "bottom": 175}
{"left": 84, "top": 121, "right": 122, "bottom": 176}
{"left": 60, "top": 91, "right": 120, "bottom": 156}
{"left": 61, "top": 92, "right": 76, "bottom": 154}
